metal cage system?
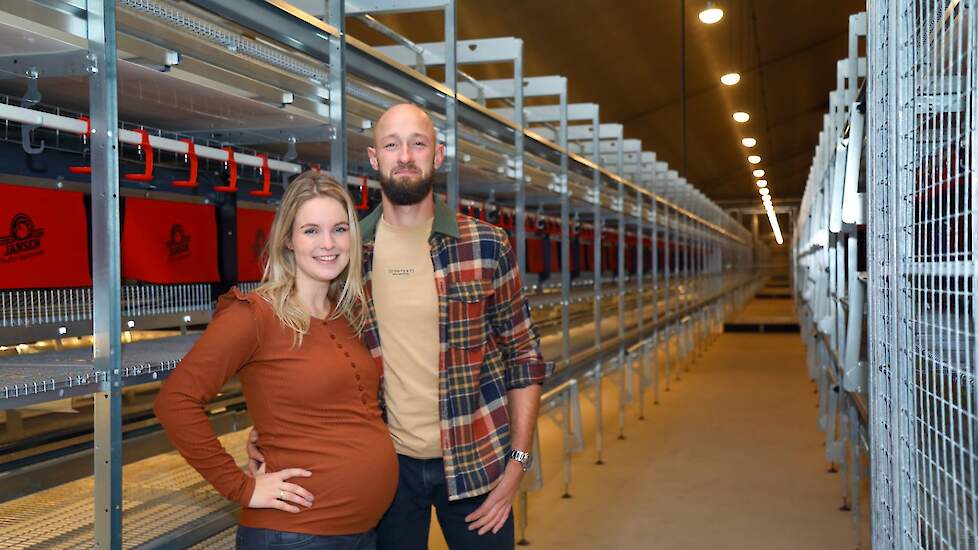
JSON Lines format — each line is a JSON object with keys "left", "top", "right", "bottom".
{"left": 796, "top": 2, "right": 978, "bottom": 549}
{"left": 0, "top": 1, "right": 758, "bottom": 547}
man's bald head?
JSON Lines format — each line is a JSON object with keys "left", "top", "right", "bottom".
{"left": 367, "top": 103, "right": 446, "bottom": 206}
{"left": 373, "top": 103, "right": 437, "bottom": 148}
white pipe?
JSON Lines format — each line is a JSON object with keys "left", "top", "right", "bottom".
{"left": 0, "top": 102, "right": 302, "bottom": 174}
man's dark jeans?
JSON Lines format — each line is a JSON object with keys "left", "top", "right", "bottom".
{"left": 376, "top": 454, "right": 515, "bottom": 550}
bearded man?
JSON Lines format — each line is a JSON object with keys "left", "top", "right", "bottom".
{"left": 249, "top": 103, "right": 549, "bottom": 550}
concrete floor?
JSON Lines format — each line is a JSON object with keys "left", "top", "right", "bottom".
{"left": 430, "top": 312, "right": 870, "bottom": 549}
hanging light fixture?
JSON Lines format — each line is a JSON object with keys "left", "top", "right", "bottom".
{"left": 720, "top": 9, "right": 740, "bottom": 87}
{"left": 733, "top": 111, "right": 750, "bottom": 123}
{"left": 747, "top": 155, "right": 761, "bottom": 164}
{"left": 753, "top": 169, "right": 765, "bottom": 178}
{"left": 699, "top": 2, "right": 724, "bottom": 24}
{"left": 741, "top": 137, "right": 757, "bottom": 147}
{"left": 756, "top": 179, "right": 768, "bottom": 188}
{"left": 721, "top": 72, "right": 741, "bottom": 86}
{"left": 759, "top": 187, "right": 770, "bottom": 196}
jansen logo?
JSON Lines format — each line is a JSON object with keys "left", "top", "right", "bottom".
{"left": 166, "top": 224, "right": 191, "bottom": 261}
{"left": 0, "top": 213, "right": 45, "bottom": 258}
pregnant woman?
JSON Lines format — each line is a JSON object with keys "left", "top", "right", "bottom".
{"left": 154, "top": 170, "right": 396, "bottom": 550}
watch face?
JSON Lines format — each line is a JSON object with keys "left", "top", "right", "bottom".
{"left": 511, "top": 450, "right": 531, "bottom": 471}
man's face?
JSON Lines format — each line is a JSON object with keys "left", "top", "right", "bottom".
{"left": 367, "top": 105, "right": 446, "bottom": 205}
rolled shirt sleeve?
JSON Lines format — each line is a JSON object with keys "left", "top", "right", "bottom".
{"left": 488, "top": 230, "right": 552, "bottom": 390}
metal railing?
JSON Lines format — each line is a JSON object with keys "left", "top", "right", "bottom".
{"left": 515, "top": 272, "right": 759, "bottom": 545}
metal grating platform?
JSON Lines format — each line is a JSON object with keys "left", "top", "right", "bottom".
{"left": 189, "top": 526, "right": 236, "bottom": 549}
{"left": 0, "top": 335, "right": 200, "bottom": 410}
{"left": 0, "top": 429, "right": 246, "bottom": 549}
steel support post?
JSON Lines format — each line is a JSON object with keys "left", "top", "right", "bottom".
{"left": 591, "top": 110, "right": 604, "bottom": 464}
{"left": 617, "top": 355, "right": 627, "bottom": 440}
{"left": 516, "top": 489, "right": 529, "bottom": 546}
{"left": 890, "top": 0, "right": 916, "bottom": 537}
{"left": 592, "top": 363, "right": 604, "bottom": 465}
{"left": 443, "top": 0, "right": 458, "bottom": 210}
{"left": 559, "top": 89, "right": 571, "bottom": 366}
{"left": 673, "top": 208, "right": 681, "bottom": 378}
{"left": 848, "top": 401, "right": 861, "bottom": 546}
{"left": 89, "top": 1, "right": 123, "bottom": 547}
{"left": 562, "top": 389, "right": 574, "bottom": 498}
{"left": 328, "top": 0, "right": 346, "bottom": 182}
{"left": 636, "top": 188, "right": 644, "bottom": 419}
{"left": 616, "top": 139, "right": 625, "bottom": 440}
{"left": 663, "top": 204, "right": 671, "bottom": 390}
{"left": 683, "top": 217, "right": 691, "bottom": 366}
{"left": 513, "top": 47, "right": 526, "bottom": 275}
{"left": 651, "top": 201, "right": 660, "bottom": 405}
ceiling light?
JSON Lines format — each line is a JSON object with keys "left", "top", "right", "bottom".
{"left": 756, "top": 179, "right": 767, "bottom": 188}
{"left": 748, "top": 155, "right": 761, "bottom": 164}
{"left": 742, "top": 137, "right": 757, "bottom": 147}
{"left": 753, "top": 169, "right": 765, "bottom": 178}
{"left": 759, "top": 187, "right": 769, "bottom": 196}
{"left": 699, "top": 2, "right": 724, "bottom": 24}
{"left": 721, "top": 72, "right": 741, "bottom": 86}
{"left": 733, "top": 111, "right": 750, "bottom": 123}
{"left": 762, "top": 196, "right": 773, "bottom": 205}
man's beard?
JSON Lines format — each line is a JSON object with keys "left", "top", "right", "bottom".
{"left": 380, "top": 164, "right": 435, "bottom": 206}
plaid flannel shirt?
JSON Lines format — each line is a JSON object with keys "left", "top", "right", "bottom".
{"left": 359, "top": 198, "right": 551, "bottom": 501}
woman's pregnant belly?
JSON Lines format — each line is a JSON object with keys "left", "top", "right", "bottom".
{"left": 240, "top": 423, "right": 398, "bottom": 535}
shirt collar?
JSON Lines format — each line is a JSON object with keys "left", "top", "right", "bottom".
{"left": 360, "top": 196, "right": 460, "bottom": 242}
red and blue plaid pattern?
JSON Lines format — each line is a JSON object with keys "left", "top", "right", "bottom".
{"left": 359, "top": 199, "right": 550, "bottom": 500}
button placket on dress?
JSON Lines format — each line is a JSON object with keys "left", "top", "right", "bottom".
{"left": 329, "top": 327, "right": 373, "bottom": 409}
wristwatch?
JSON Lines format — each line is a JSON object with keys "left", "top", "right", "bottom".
{"left": 509, "top": 449, "right": 532, "bottom": 472}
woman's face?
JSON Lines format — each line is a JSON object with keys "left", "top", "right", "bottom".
{"left": 289, "top": 196, "right": 351, "bottom": 286}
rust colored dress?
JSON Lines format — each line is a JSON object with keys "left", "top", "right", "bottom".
{"left": 154, "top": 289, "right": 397, "bottom": 535}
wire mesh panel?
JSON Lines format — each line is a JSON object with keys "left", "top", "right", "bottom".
{"left": 870, "top": 0, "right": 978, "bottom": 547}
{"left": 868, "top": 0, "right": 900, "bottom": 544}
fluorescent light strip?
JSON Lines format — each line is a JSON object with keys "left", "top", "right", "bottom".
{"left": 766, "top": 209, "right": 784, "bottom": 245}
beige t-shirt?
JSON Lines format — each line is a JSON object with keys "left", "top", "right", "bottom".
{"left": 372, "top": 214, "right": 441, "bottom": 458}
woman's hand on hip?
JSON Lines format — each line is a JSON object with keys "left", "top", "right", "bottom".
{"left": 248, "top": 468, "right": 315, "bottom": 513}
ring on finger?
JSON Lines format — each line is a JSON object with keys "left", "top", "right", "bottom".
{"left": 278, "top": 489, "right": 285, "bottom": 500}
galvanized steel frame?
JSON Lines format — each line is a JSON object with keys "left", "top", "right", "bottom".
{"left": 0, "top": 0, "right": 755, "bottom": 546}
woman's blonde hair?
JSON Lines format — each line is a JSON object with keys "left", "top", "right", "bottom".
{"left": 256, "top": 170, "right": 367, "bottom": 346}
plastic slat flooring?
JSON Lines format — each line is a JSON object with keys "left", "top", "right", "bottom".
{"left": 0, "top": 430, "right": 247, "bottom": 549}
{"left": 189, "top": 527, "right": 236, "bottom": 549}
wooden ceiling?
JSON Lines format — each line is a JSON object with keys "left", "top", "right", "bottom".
{"left": 347, "top": 0, "right": 866, "bottom": 206}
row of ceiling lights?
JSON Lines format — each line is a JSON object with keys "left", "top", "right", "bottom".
{"left": 699, "top": 2, "right": 783, "bottom": 245}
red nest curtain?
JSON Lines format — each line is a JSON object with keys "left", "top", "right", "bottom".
{"left": 122, "top": 197, "right": 219, "bottom": 284}
{"left": 0, "top": 183, "right": 91, "bottom": 288}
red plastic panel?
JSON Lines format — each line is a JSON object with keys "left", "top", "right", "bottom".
{"left": 0, "top": 184, "right": 91, "bottom": 289}
{"left": 526, "top": 238, "right": 545, "bottom": 273}
{"left": 122, "top": 197, "right": 219, "bottom": 283}
{"left": 237, "top": 207, "right": 275, "bottom": 282}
